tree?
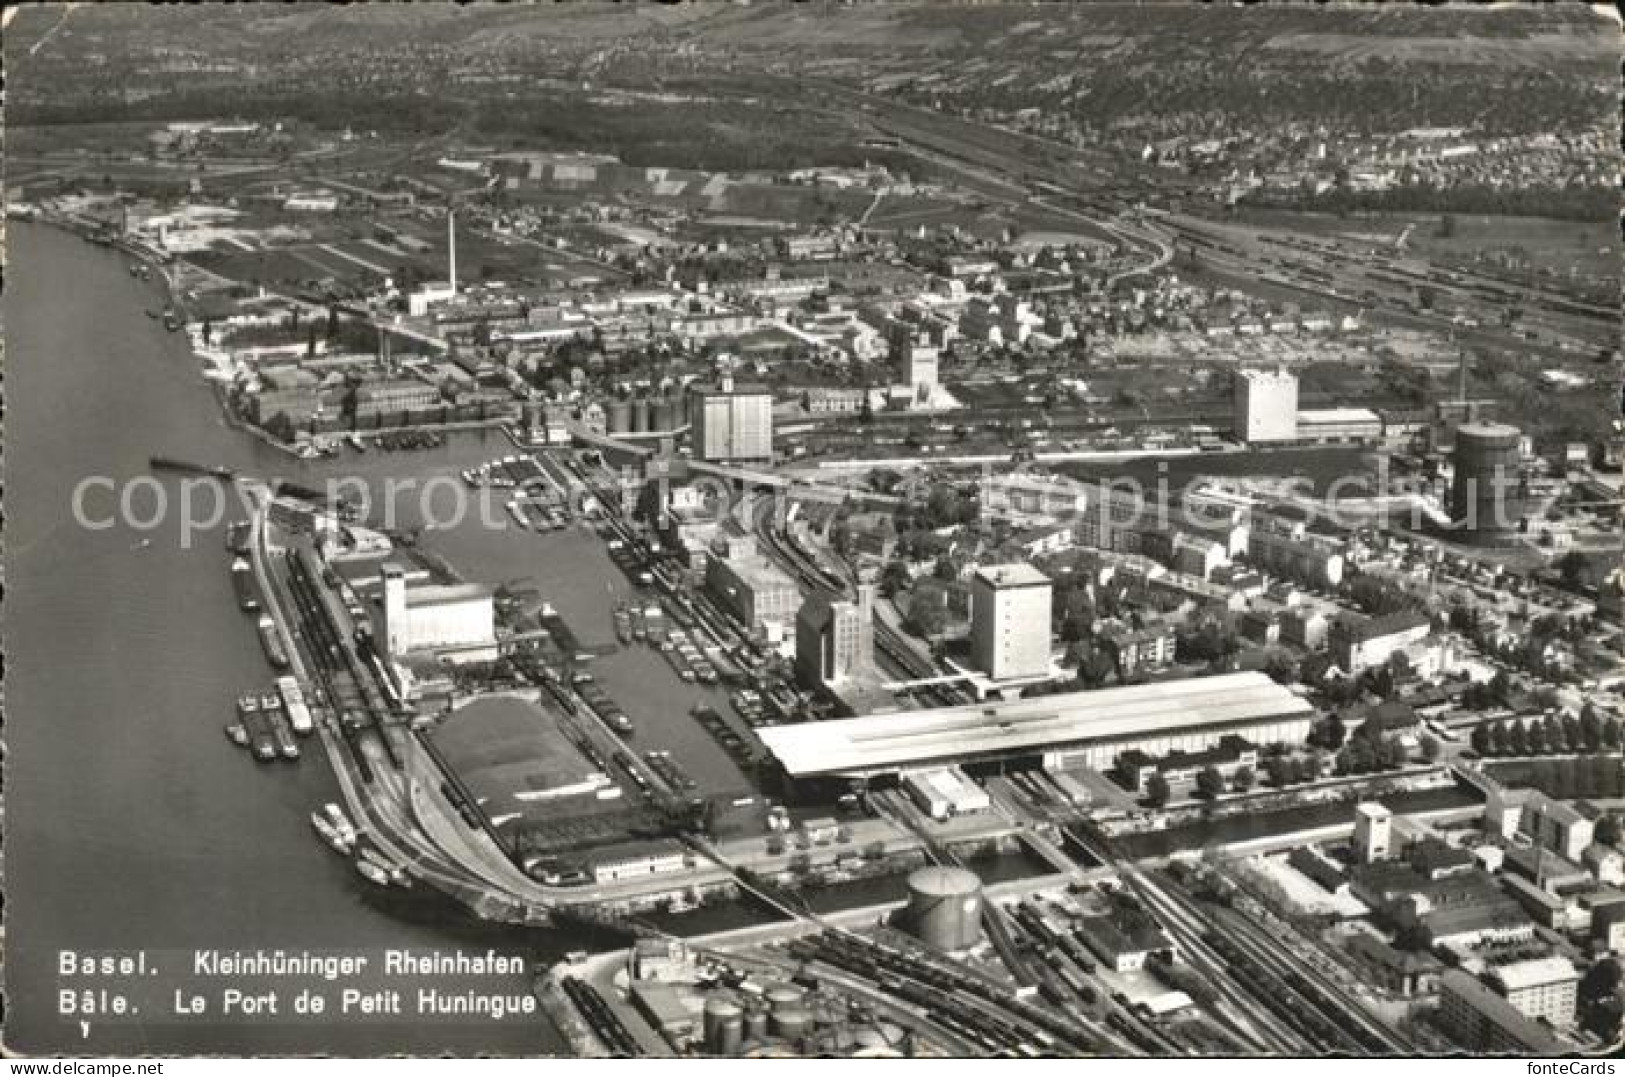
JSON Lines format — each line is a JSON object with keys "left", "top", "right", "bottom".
{"left": 1436, "top": 214, "right": 1457, "bottom": 239}
{"left": 1315, "top": 713, "right": 1348, "bottom": 751}
{"left": 1489, "top": 720, "right": 1511, "bottom": 756}
{"left": 1145, "top": 773, "right": 1171, "bottom": 809}
{"left": 1578, "top": 959, "right": 1624, "bottom": 1042}
{"left": 1075, "top": 642, "right": 1116, "bottom": 689}
{"left": 879, "top": 559, "right": 911, "bottom": 598}
{"left": 1605, "top": 715, "right": 1624, "bottom": 751}
{"left": 1470, "top": 723, "right": 1493, "bottom": 757}
{"left": 905, "top": 595, "right": 947, "bottom": 640}
{"left": 1597, "top": 814, "right": 1622, "bottom": 847}
{"left": 1196, "top": 766, "right": 1226, "bottom": 800}
{"left": 262, "top": 411, "right": 296, "bottom": 444}
{"left": 1526, "top": 720, "right": 1548, "bottom": 756}
{"left": 1581, "top": 705, "right": 1604, "bottom": 752}
{"left": 1232, "top": 765, "right": 1256, "bottom": 794}
{"left": 1419, "top": 734, "right": 1442, "bottom": 763}
{"left": 1556, "top": 551, "right": 1588, "bottom": 590}
{"left": 1265, "top": 756, "right": 1293, "bottom": 788}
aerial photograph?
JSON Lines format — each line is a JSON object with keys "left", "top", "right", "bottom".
{"left": 1, "top": 0, "right": 1621, "bottom": 1061}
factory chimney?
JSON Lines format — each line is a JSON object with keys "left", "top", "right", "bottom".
{"left": 447, "top": 206, "right": 457, "bottom": 295}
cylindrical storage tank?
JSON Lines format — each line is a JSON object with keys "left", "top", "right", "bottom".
{"left": 631, "top": 398, "right": 650, "bottom": 434}
{"left": 1451, "top": 422, "right": 1524, "bottom": 543}
{"left": 770, "top": 1005, "right": 814, "bottom": 1042}
{"left": 907, "top": 865, "right": 984, "bottom": 951}
{"left": 651, "top": 399, "right": 675, "bottom": 433}
{"left": 744, "top": 1007, "right": 769, "bottom": 1042}
{"left": 765, "top": 985, "right": 804, "bottom": 1011}
{"left": 704, "top": 997, "right": 744, "bottom": 1056}
{"left": 607, "top": 398, "right": 632, "bottom": 435}
{"left": 717, "top": 1014, "right": 744, "bottom": 1056}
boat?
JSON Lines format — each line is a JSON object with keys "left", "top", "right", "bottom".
{"left": 238, "top": 696, "right": 276, "bottom": 763}
{"left": 613, "top": 604, "right": 633, "bottom": 645}
{"left": 230, "top": 558, "right": 260, "bottom": 611}
{"left": 311, "top": 810, "right": 355, "bottom": 855}
{"left": 277, "top": 676, "right": 314, "bottom": 735}
{"left": 355, "top": 858, "right": 392, "bottom": 887}
{"left": 257, "top": 615, "right": 290, "bottom": 669}
{"left": 150, "top": 456, "right": 235, "bottom": 481}
{"left": 261, "top": 692, "right": 300, "bottom": 760}
{"left": 346, "top": 433, "right": 368, "bottom": 453}
{"left": 321, "top": 803, "right": 358, "bottom": 845}
{"left": 224, "top": 724, "right": 250, "bottom": 748}
{"left": 610, "top": 713, "right": 634, "bottom": 736}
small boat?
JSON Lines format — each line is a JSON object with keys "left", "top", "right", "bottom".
{"left": 311, "top": 810, "right": 355, "bottom": 855}
{"left": 355, "top": 858, "right": 392, "bottom": 886}
{"left": 346, "top": 433, "right": 368, "bottom": 453}
{"left": 321, "top": 803, "right": 358, "bottom": 845}
{"left": 224, "top": 724, "right": 250, "bottom": 748}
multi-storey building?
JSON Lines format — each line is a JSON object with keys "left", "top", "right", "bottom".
{"left": 1233, "top": 368, "right": 1299, "bottom": 444}
{"left": 969, "top": 564, "right": 1053, "bottom": 682}
{"left": 1487, "top": 957, "right": 1579, "bottom": 1027}
{"left": 690, "top": 378, "right": 773, "bottom": 461}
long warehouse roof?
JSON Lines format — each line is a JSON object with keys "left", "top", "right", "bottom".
{"left": 759, "top": 671, "right": 1315, "bottom": 777}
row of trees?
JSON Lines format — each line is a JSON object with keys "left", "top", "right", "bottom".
{"left": 1468, "top": 708, "right": 1622, "bottom": 758}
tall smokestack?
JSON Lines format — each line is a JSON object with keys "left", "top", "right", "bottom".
{"left": 447, "top": 206, "right": 457, "bottom": 295}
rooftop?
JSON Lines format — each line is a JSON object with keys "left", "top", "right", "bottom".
{"left": 406, "top": 582, "right": 493, "bottom": 608}
{"left": 1297, "top": 407, "right": 1382, "bottom": 424}
{"left": 758, "top": 671, "right": 1313, "bottom": 777}
{"left": 1490, "top": 956, "right": 1579, "bottom": 993}
{"left": 973, "top": 562, "right": 1052, "bottom": 590}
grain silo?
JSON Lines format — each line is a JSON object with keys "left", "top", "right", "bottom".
{"left": 607, "top": 398, "right": 633, "bottom": 435}
{"left": 631, "top": 397, "right": 650, "bottom": 434}
{"left": 906, "top": 865, "right": 984, "bottom": 951}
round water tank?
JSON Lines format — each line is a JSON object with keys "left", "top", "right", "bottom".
{"left": 704, "top": 997, "right": 745, "bottom": 1055}
{"left": 765, "top": 986, "right": 804, "bottom": 1011}
{"left": 607, "top": 398, "right": 633, "bottom": 435}
{"left": 1452, "top": 422, "right": 1525, "bottom": 543}
{"left": 744, "top": 1007, "right": 769, "bottom": 1042}
{"left": 632, "top": 398, "right": 650, "bottom": 434}
{"left": 770, "top": 1005, "right": 814, "bottom": 1041}
{"left": 907, "top": 865, "right": 984, "bottom": 951}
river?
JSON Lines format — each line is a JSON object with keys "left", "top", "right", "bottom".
{"left": 2, "top": 223, "right": 569, "bottom": 1055}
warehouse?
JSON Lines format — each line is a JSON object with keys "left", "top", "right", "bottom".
{"left": 758, "top": 671, "right": 1316, "bottom": 788}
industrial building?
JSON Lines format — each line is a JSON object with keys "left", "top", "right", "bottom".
{"left": 1353, "top": 802, "right": 1393, "bottom": 864}
{"left": 1233, "top": 368, "right": 1299, "bottom": 444}
{"left": 1295, "top": 407, "right": 1383, "bottom": 444}
{"left": 794, "top": 585, "right": 874, "bottom": 690}
{"left": 1328, "top": 610, "right": 1431, "bottom": 675}
{"left": 1451, "top": 422, "right": 1528, "bottom": 545}
{"left": 757, "top": 671, "right": 1316, "bottom": 783}
{"left": 690, "top": 377, "right": 773, "bottom": 461}
{"left": 377, "top": 563, "right": 496, "bottom": 662}
{"left": 969, "top": 563, "right": 1054, "bottom": 683}
{"left": 705, "top": 533, "right": 803, "bottom": 634}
